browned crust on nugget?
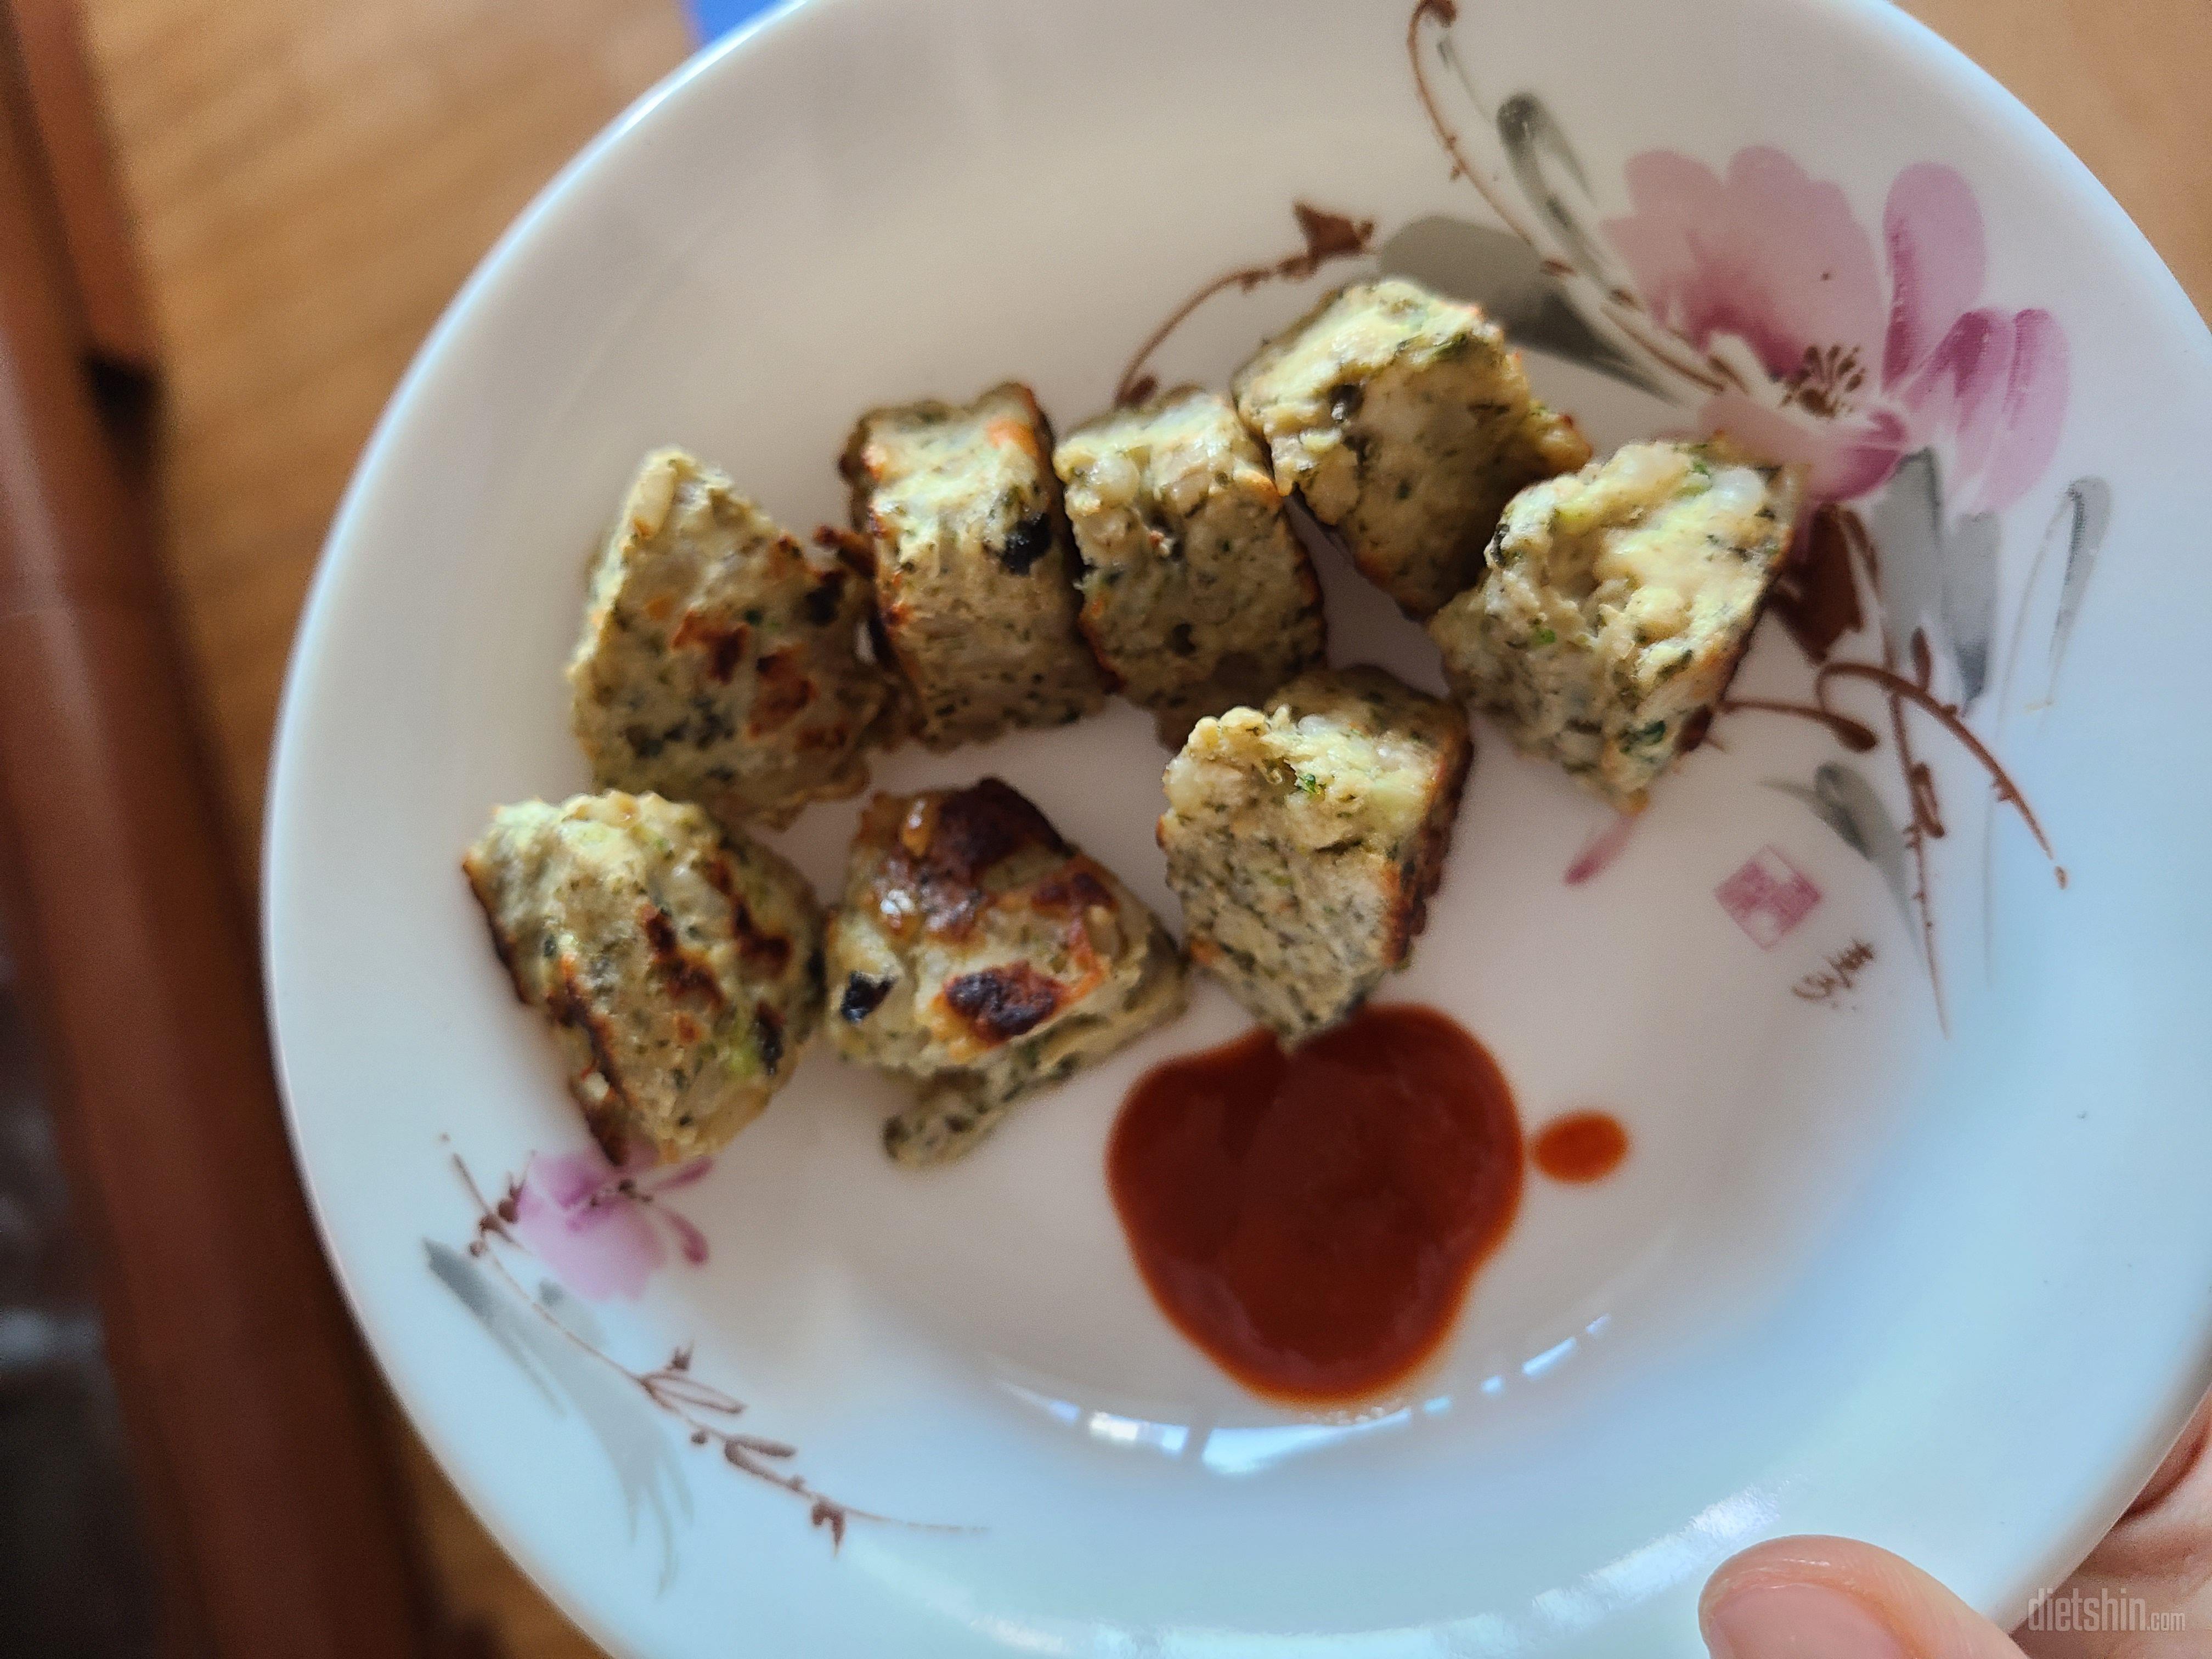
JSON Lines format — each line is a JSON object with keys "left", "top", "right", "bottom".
{"left": 1384, "top": 716, "right": 1474, "bottom": 963}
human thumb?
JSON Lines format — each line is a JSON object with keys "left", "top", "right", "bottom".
{"left": 1701, "top": 1536, "right": 2025, "bottom": 1659}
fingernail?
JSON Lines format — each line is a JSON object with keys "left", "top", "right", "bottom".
{"left": 1704, "top": 1583, "right": 1909, "bottom": 1659}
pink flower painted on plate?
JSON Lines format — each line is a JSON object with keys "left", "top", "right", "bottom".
{"left": 507, "top": 1146, "right": 712, "bottom": 1301}
{"left": 1605, "top": 149, "right": 2069, "bottom": 511}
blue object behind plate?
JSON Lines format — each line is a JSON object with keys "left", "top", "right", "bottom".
{"left": 687, "top": 0, "right": 778, "bottom": 40}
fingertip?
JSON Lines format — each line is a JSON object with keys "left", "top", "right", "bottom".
{"left": 1700, "top": 1536, "right": 2022, "bottom": 1659}
{"left": 1702, "top": 1538, "right": 1903, "bottom": 1659}
{"left": 1701, "top": 1534, "right": 1865, "bottom": 1612}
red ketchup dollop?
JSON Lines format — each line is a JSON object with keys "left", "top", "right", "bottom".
{"left": 1531, "top": 1111, "right": 1630, "bottom": 1184}
{"left": 1107, "top": 1005, "right": 1524, "bottom": 1406}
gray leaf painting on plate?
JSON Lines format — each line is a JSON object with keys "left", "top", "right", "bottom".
{"left": 2044, "top": 477, "right": 2113, "bottom": 705}
{"left": 1374, "top": 215, "right": 1661, "bottom": 392}
{"left": 1093, "top": 2, "right": 2098, "bottom": 1032}
{"left": 1395, "top": 0, "right": 2087, "bottom": 1028}
{"left": 1989, "top": 474, "right": 2113, "bottom": 727}
{"left": 1978, "top": 475, "right": 2113, "bottom": 968}
{"left": 1861, "top": 449, "right": 2002, "bottom": 713}
{"left": 1765, "top": 765, "right": 1916, "bottom": 942}
{"left": 1942, "top": 511, "right": 2001, "bottom": 712}
{"left": 429, "top": 1239, "right": 690, "bottom": 1588}
{"left": 1494, "top": 91, "right": 1623, "bottom": 298}
{"left": 426, "top": 1152, "right": 968, "bottom": 1583}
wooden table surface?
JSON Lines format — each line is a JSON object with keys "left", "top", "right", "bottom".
{"left": 65, "top": 0, "right": 2211, "bottom": 1652}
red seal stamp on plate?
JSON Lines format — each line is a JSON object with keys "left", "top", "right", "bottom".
{"left": 1716, "top": 847, "right": 1821, "bottom": 948}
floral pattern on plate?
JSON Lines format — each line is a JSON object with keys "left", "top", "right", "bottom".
{"left": 1605, "top": 147, "right": 2068, "bottom": 514}
{"left": 506, "top": 1146, "right": 712, "bottom": 1302}
{"left": 427, "top": 1146, "right": 965, "bottom": 1582}
{"left": 417, "top": 0, "right": 2125, "bottom": 1598}
{"left": 1392, "top": 0, "right": 2092, "bottom": 1023}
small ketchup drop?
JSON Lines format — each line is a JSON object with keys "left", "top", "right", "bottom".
{"left": 1531, "top": 1111, "right": 1630, "bottom": 1184}
{"left": 1106, "top": 1005, "right": 1523, "bottom": 1406}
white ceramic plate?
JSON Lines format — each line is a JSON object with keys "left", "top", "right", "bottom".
{"left": 265, "top": 1, "right": 2212, "bottom": 1652}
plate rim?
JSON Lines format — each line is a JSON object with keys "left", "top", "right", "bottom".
{"left": 258, "top": 0, "right": 2212, "bottom": 1650}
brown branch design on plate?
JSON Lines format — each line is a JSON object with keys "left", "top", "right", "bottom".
{"left": 427, "top": 1151, "right": 971, "bottom": 1580}
{"left": 1114, "top": 202, "right": 1374, "bottom": 407}
{"left": 1400, "top": 0, "right": 2090, "bottom": 1028}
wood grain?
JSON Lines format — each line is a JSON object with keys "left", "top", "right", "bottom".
{"left": 6, "top": 0, "right": 153, "bottom": 366}
{"left": 1898, "top": 0, "right": 2211, "bottom": 318}
{"left": 0, "top": 12, "right": 435, "bottom": 1654}
{"left": 71, "top": 2, "right": 691, "bottom": 1653}
{"left": 59, "top": 1, "right": 2208, "bottom": 1655}
{"left": 75, "top": 0, "right": 691, "bottom": 871}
